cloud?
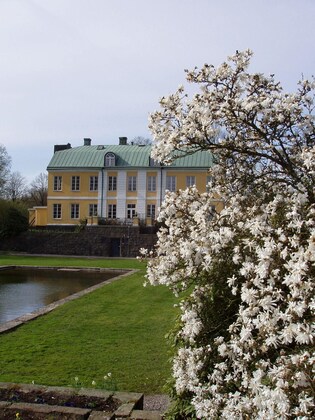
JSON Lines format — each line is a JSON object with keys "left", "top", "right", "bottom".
{"left": 0, "top": 0, "right": 314, "bottom": 178}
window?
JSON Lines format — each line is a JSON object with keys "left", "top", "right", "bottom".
{"left": 108, "top": 204, "right": 117, "bottom": 219}
{"left": 53, "top": 204, "right": 61, "bottom": 219}
{"left": 147, "top": 204, "right": 156, "bottom": 219}
{"left": 89, "top": 204, "right": 98, "bottom": 217}
{"left": 105, "top": 152, "right": 116, "bottom": 167}
{"left": 206, "top": 175, "right": 213, "bottom": 192}
{"left": 127, "top": 176, "right": 137, "bottom": 192}
{"left": 53, "top": 176, "right": 62, "bottom": 191}
{"left": 186, "top": 176, "right": 196, "bottom": 188}
{"left": 71, "top": 176, "right": 80, "bottom": 191}
{"left": 147, "top": 175, "right": 156, "bottom": 192}
{"left": 166, "top": 176, "right": 176, "bottom": 192}
{"left": 89, "top": 176, "right": 98, "bottom": 191}
{"left": 71, "top": 204, "right": 80, "bottom": 219}
{"left": 127, "top": 204, "right": 136, "bottom": 218}
{"left": 108, "top": 176, "right": 117, "bottom": 191}
{"left": 207, "top": 205, "right": 216, "bottom": 221}
{"left": 149, "top": 157, "right": 160, "bottom": 167}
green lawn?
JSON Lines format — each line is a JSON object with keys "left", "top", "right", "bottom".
{"left": 0, "top": 255, "right": 178, "bottom": 394}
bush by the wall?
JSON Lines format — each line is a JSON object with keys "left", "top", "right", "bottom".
{"left": 0, "top": 200, "right": 28, "bottom": 238}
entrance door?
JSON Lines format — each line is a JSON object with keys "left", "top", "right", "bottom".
{"left": 110, "top": 238, "right": 120, "bottom": 257}
{"left": 127, "top": 204, "right": 136, "bottom": 219}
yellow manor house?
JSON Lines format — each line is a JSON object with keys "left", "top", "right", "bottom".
{"left": 29, "top": 137, "right": 222, "bottom": 227}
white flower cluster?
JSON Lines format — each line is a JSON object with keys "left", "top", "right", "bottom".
{"left": 145, "top": 50, "right": 315, "bottom": 418}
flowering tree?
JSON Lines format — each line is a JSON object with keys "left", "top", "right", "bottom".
{"left": 144, "top": 50, "right": 315, "bottom": 419}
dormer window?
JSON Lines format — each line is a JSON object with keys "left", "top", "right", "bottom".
{"left": 149, "top": 157, "right": 160, "bottom": 167}
{"left": 105, "top": 152, "right": 116, "bottom": 167}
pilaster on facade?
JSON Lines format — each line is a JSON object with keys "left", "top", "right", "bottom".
{"left": 117, "top": 170, "right": 127, "bottom": 219}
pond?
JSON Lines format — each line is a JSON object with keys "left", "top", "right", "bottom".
{"left": 0, "top": 267, "right": 120, "bottom": 324}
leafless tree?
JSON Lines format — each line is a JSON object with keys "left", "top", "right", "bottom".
{"left": 131, "top": 136, "right": 152, "bottom": 145}
{"left": 5, "top": 171, "right": 28, "bottom": 201}
{"left": 29, "top": 172, "right": 48, "bottom": 206}
{"left": 0, "top": 144, "right": 11, "bottom": 197}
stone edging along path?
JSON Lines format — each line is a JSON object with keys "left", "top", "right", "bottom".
{"left": 0, "top": 382, "right": 165, "bottom": 419}
{"left": 0, "top": 266, "right": 137, "bottom": 334}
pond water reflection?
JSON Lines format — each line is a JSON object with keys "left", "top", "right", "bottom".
{"left": 0, "top": 267, "right": 118, "bottom": 324}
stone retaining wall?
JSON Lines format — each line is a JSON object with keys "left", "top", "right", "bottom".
{"left": 0, "top": 226, "right": 157, "bottom": 258}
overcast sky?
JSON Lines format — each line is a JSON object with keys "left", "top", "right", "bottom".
{"left": 1, "top": 0, "right": 314, "bottom": 181}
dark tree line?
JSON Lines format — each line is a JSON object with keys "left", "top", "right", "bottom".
{"left": 0, "top": 143, "right": 48, "bottom": 237}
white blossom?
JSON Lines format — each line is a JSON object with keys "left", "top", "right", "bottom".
{"left": 145, "top": 50, "right": 315, "bottom": 419}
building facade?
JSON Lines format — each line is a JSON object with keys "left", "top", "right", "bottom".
{"left": 30, "top": 137, "right": 222, "bottom": 226}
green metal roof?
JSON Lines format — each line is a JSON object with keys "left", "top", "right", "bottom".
{"left": 170, "top": 149, "right": 214, "bottom": 168}
{"left": 47, "top": 144, "right": 213, "bottom": 170}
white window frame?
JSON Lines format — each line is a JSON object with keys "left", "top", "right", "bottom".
{"left": 127, "top": 176, "right": 137, "bottom": 192}
{"left": 105, "top": 153, "right": 116, "bottom": 167}
{"left": 71, "top": 203, "right": 80, "bottom": 219}
{"left": 147, "top": 204, "right": 156, "bottom": 218}
{"left": 89, "top": 176, "right": 98, "bottom": 191}
{"left": 108, "top": 204, "right": 117, "bottom": 219}
{"left": 108, "top": 176, "right": 117, "bottom": 191}
{"left": 53, "top": 176, "right": 62, "bottom": 191}
{"left": 206, "top": 175, "right": 214, "bottom": 192}
{"left": 147, "top": 175, "right": 156, "bottom": 192}
{"left": 71, "top": 176, "right": 80, "bottom": 191}
{"left": 53, "top": 203, "right": 61, "bottom": 219}
{"left": 166, "top": 176, "right": 176, "bottom": 192}
{"left": 149, "top": 157, "right": 160, "bottom": 167}
{"left": 127, "top": 204, "right": 136, "bottom": 218}
{"left": 89, "top": 204, "right": 98, "bottom": 217}
{"left": 186, "top": 176, "right": 196, "bottom": 188}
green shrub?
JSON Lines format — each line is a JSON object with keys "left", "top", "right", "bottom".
{"left": 0, "top": 200, "right": 28, "bottom": 238}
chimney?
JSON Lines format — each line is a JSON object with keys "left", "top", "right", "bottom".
{"left": 54, "top": 143, "right": 71, "bottom": 153}
{"left": 84, "top": 138, "right": 92, "bottom": 146}
{"left": 119, "top": 137, "right": 128, "bottom": 145}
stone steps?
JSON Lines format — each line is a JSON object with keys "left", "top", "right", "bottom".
{"left": 0, "top": 382, "right": 165, "bottom": 419}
